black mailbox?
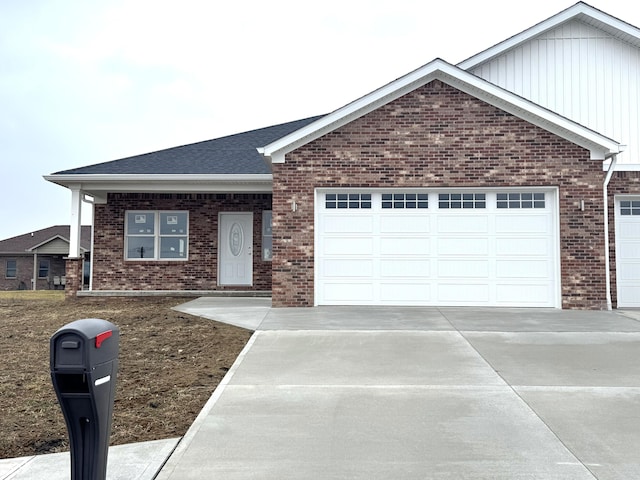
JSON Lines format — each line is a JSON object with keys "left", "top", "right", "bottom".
{"left": 50, "top": 318, "right": 119, "bottom": 480}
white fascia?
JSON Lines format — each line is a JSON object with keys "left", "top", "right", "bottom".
{"left": 43, "top": 174, "right": 274, "bottom": 200}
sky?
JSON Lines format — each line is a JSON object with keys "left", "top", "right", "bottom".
{"left": 1, "top": 0, "right": 640, "bottom": 240}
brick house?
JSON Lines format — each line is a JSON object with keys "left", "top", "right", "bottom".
{"left": 46, "top": 2, "right": 640, "bottom": 309}
{"left": 0, "top": 226, "right": 91, "bottom": 291}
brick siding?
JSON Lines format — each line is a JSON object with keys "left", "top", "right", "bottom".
{"left": 0, "top": 255, "right": 67, "bottom": 291}
{"left": 91, "top": 193, "right": 272, "bottom": 291}
{"left": 272, "top": 80, "right": 612, "bottom": 309}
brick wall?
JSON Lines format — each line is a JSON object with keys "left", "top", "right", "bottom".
{"left": 91, "top": 193, "right": 272, "bottom": 292}
{"left": 272, "top": 80, "right": 609, "bottom": 309}
{"left": 0, "top": 255, "right": 67, "bottom": 291}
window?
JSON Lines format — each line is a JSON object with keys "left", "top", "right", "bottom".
{"left": 382, "top": 193, "right": 428, "bottom": 209}
{"left": 125, "top": 211, "right": 188, "bottom": 260}
{"left": 497, "top": 192, "right": 545, "bottom": 209}
{"left": 326, "top": 193, "right": 372, "bottom": 209}
{"left": 38, "top": 260, "right": 49, "bottom": 279}
{"left": 620, "top": 200, "right": 640, "bottom": 215}
{"left": 262, "top": 210, "right": 273, "bottom": 261}
{"left": 5, "top": 260, "right": 16, "bottom": 278}
{"left": 439, "top": 193, "right": 486, "bottom": 209}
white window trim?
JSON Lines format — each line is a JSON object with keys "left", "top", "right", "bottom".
{"left": 125, "top": 210, "right": 189, "bottom": 261}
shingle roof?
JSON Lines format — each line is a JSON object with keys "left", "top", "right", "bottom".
{"left": 52, "top": 116, "right": 323, "bottom": 176}
{"left": 0, "top": 226, "right": 92, "bottom": 253}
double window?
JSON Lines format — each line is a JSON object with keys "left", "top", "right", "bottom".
{"left": 125, "top": 211, "right": 188, "bottom": 260}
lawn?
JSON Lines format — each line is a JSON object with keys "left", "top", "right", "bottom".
{"left": 0, "top": 292, "right": 252, "bottom": 458}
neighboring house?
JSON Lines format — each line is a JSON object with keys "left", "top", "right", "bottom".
{"left": 45, "top": 2, "right": 640, "bottom": 309}
{"left": 0, "top": 226, "right": 91, "bottom": 291}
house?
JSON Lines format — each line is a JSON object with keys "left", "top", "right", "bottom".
{"left": 0, "top": 226, "right": 91, "bottom": 291}
{"left": 45, "top": 2, "right": 640, "bottom": 309}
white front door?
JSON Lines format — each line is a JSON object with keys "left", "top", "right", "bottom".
{"left": 219, "top": 212, "right": 253, "bottom": 286}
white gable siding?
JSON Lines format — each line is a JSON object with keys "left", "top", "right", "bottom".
{"left": 468, "top": 20, "right": 640, "bottom": 165}
{"left": 34, "top": 238, "right": 71, "bottom": 254}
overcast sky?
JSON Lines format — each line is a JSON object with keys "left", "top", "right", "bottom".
{"left": 1, "top": 0, "right": 639, "bottom": 240}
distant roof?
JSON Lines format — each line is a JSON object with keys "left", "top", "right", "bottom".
{"left": 52, "top": 116, "right": 323, "bottom": 176}
{"left": 0, "top": 226, "right": 92, "bottom": 254}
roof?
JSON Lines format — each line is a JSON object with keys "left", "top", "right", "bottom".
{"left": 458, "top": 2, "right": 640, "bottom": 70}
{"left": 259, "top": 58, "right": 623, "bottom": 164}
{"left": 52, "top": 116, "right": 322, "bottom": 176}
{"left": 0, "top": 226, "right": 92, "bottom": 254}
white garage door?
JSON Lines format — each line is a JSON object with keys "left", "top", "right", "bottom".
{"left": 616, "top": 197, "right": 640, "bottom": 308}
{"left": 316, "top": 189, "right": 559, "bottom": 307}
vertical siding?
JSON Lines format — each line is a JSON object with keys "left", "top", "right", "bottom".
{"left": 469, "top": 19, "right": 640, "bottom": 164}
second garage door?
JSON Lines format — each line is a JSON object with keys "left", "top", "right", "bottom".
{"left": 316, "top": 189, "right": 560, "bottom": 307}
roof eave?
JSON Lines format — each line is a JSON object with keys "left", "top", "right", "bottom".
{"left": 44, "top": 174, "right": 274, "bottom": 199}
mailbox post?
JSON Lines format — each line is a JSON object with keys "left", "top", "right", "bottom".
{"left": 50, "top": 318, "right": 119, "bottom": 480}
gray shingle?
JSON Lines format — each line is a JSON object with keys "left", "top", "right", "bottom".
{"left": 52, "top": 116, "right": 323, "bottom": 175}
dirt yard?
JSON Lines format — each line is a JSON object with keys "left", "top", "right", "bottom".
{"left": 0, "top": 292, "right": 252, "bottom": 459}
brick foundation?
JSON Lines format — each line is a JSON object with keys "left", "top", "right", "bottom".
{"left": 64, "top": 257, "right": 83, "bottom": 299}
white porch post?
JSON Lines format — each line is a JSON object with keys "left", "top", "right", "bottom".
{"left": 69, "top": 186, "right": 83, "bottom": 258}
{"left": 32, "top": 252, "right": 38, "bottom": 291}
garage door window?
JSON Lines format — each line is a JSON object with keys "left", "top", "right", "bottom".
{"left": 439, "top": 193, "right": 486, "bottom": 209}
{"left": 382, "top": 193, "right": 428, "bottom": 209}
{"left": 620, "top": 200, "right": 640, "bottom": 215}
{"left": 325, "top": 193, "right": 372, "bottom": 209}
{"left": 497, "top": 193, "right": 545, "bottom": 209}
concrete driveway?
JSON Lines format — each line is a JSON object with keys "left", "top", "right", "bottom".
{"left": 160, "top": 300, "right": 640, "bottom": 479}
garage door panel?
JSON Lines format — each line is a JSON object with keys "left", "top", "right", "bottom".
{"left": 380, "top": 259, "right": 431, "bottom": 277}
{"left": 380, "top": 237, "right": 430, "bottom": 255}
{"left": 496, "top": 284, "right": 550, "bottom": 305}
{"left": 322, "top": 259, "right": 374, "bottom": 277}
{"left": 437, "top": 237, "right": 489, "bottom": 255}
{"left": 322, "top": 283, "right": 374, "bottom": 302}
{"left": 323, "top": 237, "right": 373, "bottom": 255}
{"left": 618, "top": 242, "right": 640, "bottom": 260}
{"left": 438, "top": 283, "right": 490, "bottom": 303}
{"left": 438, "top": 260, "right": 489, "bottom": 278}
{"left": 495, "top": 215, "right": 549, "bottom": 233}
{"left": 380, "top": 215, "right": 430, "bottom": 233}
{"left": 380, "top": 283, "right": 432, "bottom": 302}
{"left": 496, "top": 259, "right": 549, "bottom": 278}
{"left": 620, "top": 223, "right": 640, "bottom": 237}
{"left": 322, "top": 215, "right": 373, "bottom": 233}
{"left": 496, "top": 237, "right": 549, "bottom": 256}
{"left": 618, "top": 263, "right": 640, "bottom": 280}
{"left": 437, "top": 215, "right": 488, "bottom": 233}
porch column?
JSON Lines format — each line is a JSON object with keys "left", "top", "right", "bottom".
{"left": 32, "top": 252, "right": 38, "bottom": 291}
{"left": 69, "top": 186, "right": 83, "bottom": 259}
{"left": 65, "top": 186, "right": 83, "bottom": 298}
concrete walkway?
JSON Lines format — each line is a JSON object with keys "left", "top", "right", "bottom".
{"left": 159, "top": 299, "right": 640, "bottom": 479}
{"left": 4, "top": 299, "right": 640, "bottom": 479}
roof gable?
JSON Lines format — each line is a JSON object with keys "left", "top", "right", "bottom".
{"left": 0, "top": 226, "right": 91, "bottom": 254}
{"left": 259, "top": 58, "right": 622, "bottom": 163}
{"left": 458, "top": 2, "right": 640, "bottom": 71}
